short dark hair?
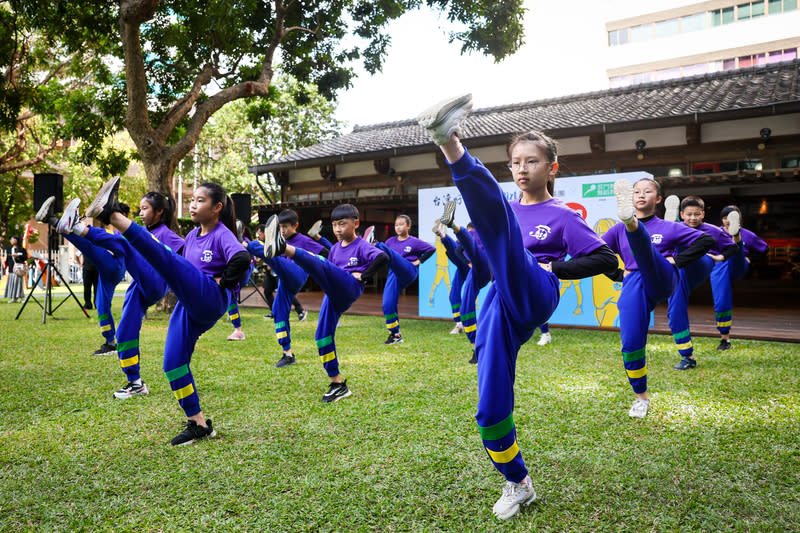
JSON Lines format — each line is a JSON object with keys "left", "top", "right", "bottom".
{"left": 331, "top": 203, "right": 359, "bottom": 221}
{"left": 720, "top": 205, "right": 741, "bottom": 219}
{"left": 680, "top": 196, "right": 704, "bottom": 210}
{"left": 118, "top": 202, "right": 131, "bottom": 217}
{"left": 396, "top": 214, "right": 412, "bottom": 227}
{"left": 278, "top": 209, "right": 299, "bottom": 225}
{"left": 256, "top": 224, "right": 266, "bottom": 233}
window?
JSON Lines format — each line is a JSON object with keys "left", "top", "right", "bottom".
{"left": 610, "top": 75, "right": 631, "bottom": 88}
{"left": 739, "top": 55, "right": 754, "bottom": 68}
{"left": 608, "top": 30, "right": 619, "bottom": 46}
{"left": 630, "top": 24, "right": 653, "bottom": 42}
{"left": 723, "top": 58, "right": 736, "bottom": 70}
{"left": 630, "top": 72, "right": 654, "bottom": 84}
{"left": 681, "top": 12, "right": 706, "bottom": 32}
{"left": 655, "top": 67, "right": 681, "bottom": 81}
{"left": 655, "top": 18, "right": 680, "bottom": 38}
{"left": 785, "top": 48, "right": 798, "bottom": 60}
{"left": 753, "top": 0, "right": 766, "bottom": 16}
{"left": 755, "top": 53, "right": 767, "bottom": 66}
{"left": 739, "top": 2, "right": 751, "bottom": 19}
{"left": 711, "top": 7, "right": 736, "bottom": 25}
{"left": 788, "top": 0, "right": 798, "bottom": 11}
{"left": 288, "top": 193, "right": 318, "bottom": 202}
{"left": 770, "top": 0, "right": 798, "bottom": 13}
{"left": 321, "top": 190, "right": 355, "bottom": 201}
{"left": 683, "top": 63, "right": 707, "bottom": 77}
{"left": 781, "top": 156, "right": 800, "bottom": 168}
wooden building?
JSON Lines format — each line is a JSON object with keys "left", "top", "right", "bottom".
{"left": 249, "top": 60, "right": 800, "bottom": 307}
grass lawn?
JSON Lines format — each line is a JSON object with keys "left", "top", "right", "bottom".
{"left": 1, "top": 300, "right": 798, "bottom": 531}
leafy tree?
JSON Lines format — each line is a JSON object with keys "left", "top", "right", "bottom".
{"left": 177, "top": 74, "right": 342, "bottom": 207}
{"left": 14, "top": 0, "right": 526, "bottom": 204}
{"left": 0, "top": 3, "right": 126, "bottom": 244}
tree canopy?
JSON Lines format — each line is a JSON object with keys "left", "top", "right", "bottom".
{"left": 8, "top": 0, "right": 526, "bottom": 203}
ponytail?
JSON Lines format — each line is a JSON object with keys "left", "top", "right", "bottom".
{"left": 142, "top": 191, "right": 177, "bottom": 231}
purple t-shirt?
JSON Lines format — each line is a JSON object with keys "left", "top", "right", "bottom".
{"left": 288, "top": 232, "right": 326, "bottom": 256}
{"left": 603, "top": 216, "right": 704, "bottom": 271}
{"left": 327, "top": 236, "right": 383, "bottom": 274}
{"left": 385, "top": 235, "right": 435, "bottom": 262}
{"left": 736, "top": 227, "right": 769, "bottom": 256}
{"left": 509, "top": 198, "right": 606, "bottom": 262}
{"left": 149, "top": 223, "right": 185, "bottom": 253}
{"left": 182, "top": 222, "right": 244, "bottom": 277}
{"left": 693, "top": 222, "right": 735, "bottom": 255}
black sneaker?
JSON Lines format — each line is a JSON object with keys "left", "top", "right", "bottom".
{"left": 384, "top": 332, "right": 404, "bottom": 345}
{"left": 263, "top": 214, "right": 286, "bottom": 258}
{"left": 170, "top": 419, "right": 217, "bottom": 446}
{"left": 673, "top": 357, "right": 697, "bottom": 370}
{"left": 263, "top": 313, "right": 273, "bottom": 320}
{"left": 86, "top": 176, "right": 121, "bottom": 225}
{"left": 468, "top": 350, "right": 477, "bottom": 364}
{"left": 113, "top": 381, "right": 149, "bottom": 399}
{"left": 274, "top": 354, "right": 296, "bottom": 368}
{"left": 717, "top": 339, "right": 732, "bottom": 351}
{"left": 93, "top": 342, "right": 117, "bottom": 356}
{"left": 297, "top": 310, "right": 308, "bottom": 322}
{"left": 321, "top": 380, "right": 352, "bottom": 403}
{"left": 440, "top": 200, "right": 457, "bottom": 228}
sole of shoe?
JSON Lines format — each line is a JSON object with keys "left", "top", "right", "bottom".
{"left": 174, "top": 429, "right": 218, "bottom": 446}
{"left": 86, "top": 177, "right": 120, "bottom": 219}
{"left": 726, "top": 210, "right": 740, "bottom": 236}
{"left": 332, "top": 389, "right": 352, "bottom": 402}
{"left": 664, "top": 195, "right": 680, "bottom": 222}
{"left": 308, "top": 219, "right": 323, "bottom": 238}
{"left": 614, "top": 179, "right": 635, "bottom": 223}
{"left": 35, "top": 196, "right": 55, "bottom": 222}
{"left": 363, "top": 225, "right": 375, "bottom": 245}
{"left": 113, "top": 386, "right": 149, "bottom": 399}
{"left": 56, "top": 198, "right": 81, "bottom": 234}
{"left": 441, "top": 201, "right": 457, "bottom": 227}
{"left": 263, "top": 214, "right": 280, "bottom": 258}
{"left": 416, "top": 94, "right": 473, "bottom": 144}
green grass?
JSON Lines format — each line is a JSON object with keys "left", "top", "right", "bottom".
{"left": 1, "top": 300, "right": 798, "bottom": 532}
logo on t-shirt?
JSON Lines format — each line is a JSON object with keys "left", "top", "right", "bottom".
{"left": 651, "top": 234, "right": 663, "bottom": 245}
{"left": 201, "top": 250, "right": 214, "bottom": 262}
{"left": 348, "top": 256, "right": 359, "bottom": 267}
{"left": 404, "top": 245, "right": 412, "bottom": 254}
{"left": 530, "top": 225, "right": 552, "bottom": 241}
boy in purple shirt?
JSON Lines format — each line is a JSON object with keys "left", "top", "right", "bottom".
{"left": 666, "top": 196, "right": 739, "bottom": 370}
{"left": 263, "top": 203, "right": 388, "bottom": 402}
{"left": 712, "top": 205, "right": 770, "bottom": 350}
{"left": 417, "top": 94, "right": 617, "bottom": 520}
{"left": 247, "top": 209, "right": 330, "bottom": 368}
{"left": 375, "top": 214, "right": 435, "bottom": 345}
{"left": 603, "top": 180, "right": 713, "bottom": 418}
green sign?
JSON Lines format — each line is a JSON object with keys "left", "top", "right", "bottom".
{"left": 582, "top": 182, "right": 616, "bottom": 198}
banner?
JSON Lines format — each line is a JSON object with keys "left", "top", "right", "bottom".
{"left": 417, "top": 172, "right": 655, "bottom": 329}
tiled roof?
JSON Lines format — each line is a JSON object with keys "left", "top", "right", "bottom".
{"left": 252, "top": 60, "right": 800, "bottom": 172}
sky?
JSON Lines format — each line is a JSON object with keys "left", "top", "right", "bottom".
{"left": 333, "top": 0, "right": 695, "bottom": 128}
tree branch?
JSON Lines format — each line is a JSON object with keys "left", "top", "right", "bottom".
{"left": 155, "top": 63, "right": 216, "bottom": 140}
{"left": 0, "top": 137, "right": 60, "bottom": 175}
{"left": 119, "top": 0, "right": 158, "bottom": 148}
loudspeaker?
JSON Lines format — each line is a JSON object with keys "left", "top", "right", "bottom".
{"left": 231, "top": 193, "right": 251, "bottom": 222}
{"left": 258, "top": 208, "right": 272, "bottom": 224}
{"left": 34, "top": 173, "right": 64, "bottom": 213}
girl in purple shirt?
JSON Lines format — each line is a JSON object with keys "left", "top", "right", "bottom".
{"left": 376, "top": 215, "right": 435, "bottom": 345}
{"left": 86, "top": 178, "right": 251, "bottom": 446}
{"left": 417, "top": 94, "right": 618, "bottom": 521}
{"left": 603, "top": 180, "right": 713, "bottom": 418}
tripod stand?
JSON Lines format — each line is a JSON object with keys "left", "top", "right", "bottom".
{"left": 16, "top": 225, "right": 89, "bottom": 324}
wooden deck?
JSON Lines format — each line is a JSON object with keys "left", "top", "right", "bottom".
{"left": 239, "top": 288, "right": 800, "bottom": 343}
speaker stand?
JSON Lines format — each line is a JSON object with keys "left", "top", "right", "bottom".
{"left": 16, "top": 227, "right": 90, "bottom": 323}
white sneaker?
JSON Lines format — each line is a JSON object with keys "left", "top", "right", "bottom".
{"left": 726, "top": 210, "right": 740, "bottom": 237}
{"left": 308, "top": 219, "right": 323, "bottom": 239}
{"left": 628, "top": 398, "right": 651, "bottom": 419}
{"left": 416, "top": 94, "right": 473, "bottom": 145}
{"left": 664, "top": 195, "right": 680, "bottom": 222}
{"left": 362, "top": 225, "right": 375, "bottom": 245}
{"left": 537, "top": 332, "right": 551, "bottom": 346}
{"left": 35, "top": 196, "right": 55, "bottom": 222}
{"left": 56, "top": 198, "right": 82, "bottom": 234}
{"left": 492, "top": 477, "right": 537, "bottom": 520}
{"left": 614, "top": 179, "right": 635, "bottom": 224}
{"left": 449, "top": 323, "right": 464, "bottom": 335}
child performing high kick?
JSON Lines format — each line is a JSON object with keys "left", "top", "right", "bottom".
{"left": 86, "top": 178, "right": 251, "bottom": 445}
{"left": 417, "top": 94, "right": 618, "bottom": 520}
{"left": 262, "top": 204, "right": 388, "bottom": 402}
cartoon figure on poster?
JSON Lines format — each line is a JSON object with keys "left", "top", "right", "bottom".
{"left": 419, "top": 172, "right": 654, "bottom": 329}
